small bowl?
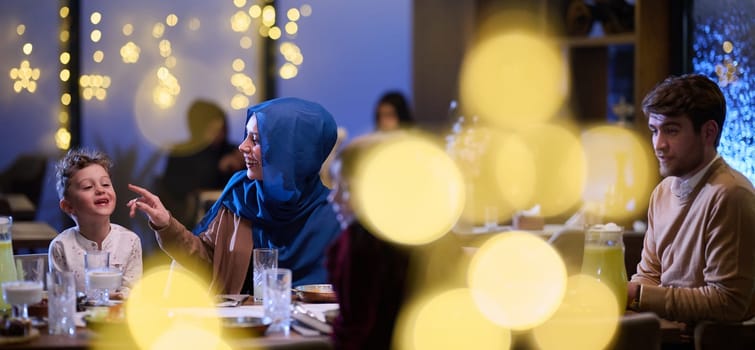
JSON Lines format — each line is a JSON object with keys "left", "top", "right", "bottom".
{"left": 294, "top": 284, "right": 337, "bottom": 303}
{"left": 220, "top": 317, "right": 270, "bottom": 338}
{"left": 82, "top": 315, "right": 127, "bottom": 333}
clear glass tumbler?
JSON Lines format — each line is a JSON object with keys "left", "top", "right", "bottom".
{"left": 47, "top": 270, "right": 76, "bottom": 336}
{"left": 252, "top": 248, "right": 278, "bottom": 302}
{"left": 263, "top": 268, "right": 292, "bottom": 335}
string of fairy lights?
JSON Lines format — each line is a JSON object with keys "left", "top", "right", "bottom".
{"left": 8, "top": 1, "right": 312, "bottom": 151}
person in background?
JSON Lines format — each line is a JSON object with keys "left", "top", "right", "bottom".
{"left": 326, "top": 134, "right": 411, "bottom": 350}
{"left": 49, "top": 148, "right": 143, "bottom": 295}
{"left": 128, "top": 97, "right": 342, "bottom": 292}
{"left": 159, "top": 100, "right": 244, "bottom": 227}
{"left": 627, "top": 74, "right": 755, "bottom": 323}
{"left": 374, "top": 91, "right": 414, "bottom": 132}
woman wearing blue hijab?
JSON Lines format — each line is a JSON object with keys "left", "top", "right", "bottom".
{"left": 128, "top": 97, "right": 341, "bottom": 292}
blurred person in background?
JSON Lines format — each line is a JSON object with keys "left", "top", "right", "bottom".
{"left": 326, "top": 134, "right": 411, "bottom": 350}
{"left": 374, "top": 91, "right": 415, "bottom": 132}
{"left": 158, "top": 100, "right": 244, "bottom": 227}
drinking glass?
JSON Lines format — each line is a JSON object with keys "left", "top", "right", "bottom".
{"left": 85, "top": 251, "right": 118, "bottom": 305}
{"left": 263, "top": 268, "right": 292, "bottom": 335}
{"left": 1, "top": 256, "right": 45, "bottom": 319}
{"left": 252, "top": 248, "right": 278, "bottom": 302}
{"left": 47, "top": 270, "right": 76, "bottom": 336}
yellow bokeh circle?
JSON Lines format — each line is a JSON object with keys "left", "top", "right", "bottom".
{"left": 460, "top": 31, "right": 566, "bottom": 130}
{"left": 468, "top": 232, "right": 567, "bottom": 330}
{"left": 394, "top": 288, "right": 511, "bottom": 350}
{"left": 532, "top": 274, "right": 621, "bottom": 350}
{"left": 489, "top": 132, "right": 537, "bottom": 212}
{"left": 514, "top": 123, "right": 586, "bottom": 217}
{"left": 125, "top": 266, "right": 221, "bottom": 350}
{"left": 581, "top": 125, "right": 655, "bottom": 223}
{"left": 353, "top": 133, "right": 465, "bottom": 245}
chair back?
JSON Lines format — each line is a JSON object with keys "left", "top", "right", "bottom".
{"left": 694, "top": 320, "right": 755, "bottom": 350}
{"left": 0, "top": 154, "right": 48, "bottom": 208}
{"left": 547, "top": 228, "right": 585, "bottom": 276}
{"left": 611, "top": 312, "right": 662, "bottom": 350}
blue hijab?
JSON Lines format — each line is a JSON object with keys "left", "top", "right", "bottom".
{"left": 194, "top": 97, "right": 341, "bottom": 286}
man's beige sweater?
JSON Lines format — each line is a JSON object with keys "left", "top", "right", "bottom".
{"left": 632, "top": 158, "right": 755, "bottom": 322}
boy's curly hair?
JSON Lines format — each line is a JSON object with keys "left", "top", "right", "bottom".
{"left": 55, "top": 148, "right": 112, "bottom": 200}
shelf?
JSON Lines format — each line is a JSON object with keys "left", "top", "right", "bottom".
{"left": 559, "top": 33, "right": 636, "bottom": 48}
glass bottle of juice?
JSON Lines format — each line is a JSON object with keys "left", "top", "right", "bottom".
{"left": 580, "top": 223, "right": 628, "bottom": 314}
{"left": 0, "top": 216, "right": 18, "bottom": 313}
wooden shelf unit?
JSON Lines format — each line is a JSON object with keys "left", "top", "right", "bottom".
{"left": 546, "top": 0, "right": 671, "bottom": 132}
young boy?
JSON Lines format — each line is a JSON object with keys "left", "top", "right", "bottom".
{"left": 49, "top": 148, "right": 142, "bottom": 295}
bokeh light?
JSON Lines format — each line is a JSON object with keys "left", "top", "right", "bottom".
{"left": 450, "top": 126, "right": 537, "bottom": 226}
{"left": 232, "top": 58, "right": 245, "bottom": 72}
{"left": 152, "top": 22, "right": 165, "bottom": 38}
{"left": 239, "top": 36, "right": 252, "bottom": 49}
{"left": 231, "top": 10, "right": 252, "bottom": 32}
{"left": 59, "top": 6, "right": 69, "bottom": 19}
{"left": 532, "top": 274, "right": 620, "bottom": 350}
{"left": 55, "top": 127, "right": 71, "bottom": 150}
{"left": 93, "top": 50, "right": 104, "bottom": 63}
{"left": 9, "top": 60, "right": 41, "bottom": 94}
{"left": 22, "top": 43, "right": 32, "bottom": 55}
{"left": 60, "top": 52, "right": 70, "bottom": 64}
{"left": 188, "top": 18, "right": 201, "bottom": 31}
{"left": 248, "top": 5, "right": 262, "bottom": 18}
{"left": 16, "top": 24, "right": 25, "bottom": 36}
{"left": 159, "top": 39, "right": 172, "bottom": 58}
{"left": 123, "top": 23, "right": 134, "bottom": 36}
{"left": 60, "top": 30, "right": 69, "bottom": 43}
{"left": 90, "top": 12, "right": 102, "bottom": 25}
{"left": 125, "top": 266, "right": 225, "bottom": 350}
{"left": 352, "top": 134, "right": 465, "bottom": 245}
{"left": 262, "top": 5, "right": 276, "bottom": 27}
{"left": 581, "top": 125, "right": 655, "bottom": 223}
{"left": 233, "top": 0, "right": 246, "bottom": 8}
{"left": 90, "top": 29, "right": 102, "bottom": 43}
{"left": 287, "top": 8, "right": 301, "bottom": 21}
{"left": 120, "top": 41, "right": 141, "bottom": 63}
{"left": 285, "top": 22, "right": 298, "bottom": 35}
{"left": 460, "top": 31, "right": 566, "bottom": 130}
{"left": 468, "top": 232, "right": 567, "bottom": 330}
{"left": 395, "top": 289, "right": 511, "bottom": 350}
{"left": 269, "top": 27, "right": 282, "bottom": 40}
{"left": 166, "top": 14, "right": 179, "bottom": 27}
{"left": 279, "top": 62, "right": 297, "bottom": 79}
{"left": 300, "top": 4, "right": 312, "bottom": 17}
{"left": 514, "top": 123, "right": 586, "bottom": 218}
{"left": 59, "top": 69, "right": 70, "bottom": 82}
{"left": 490, "top": 133, "right": 537, "bottom": 212}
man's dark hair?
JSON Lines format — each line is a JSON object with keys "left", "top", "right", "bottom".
{"left": 642, "top": 74, "right": 727, "bottom": 146}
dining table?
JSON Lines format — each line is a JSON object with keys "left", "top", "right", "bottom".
{"left": 1, "top": 299, "right": 338, "bottom": 350}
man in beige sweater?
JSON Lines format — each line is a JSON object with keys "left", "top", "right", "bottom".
{"left": 627, "top": 74, "right": 755, "bottom": 323}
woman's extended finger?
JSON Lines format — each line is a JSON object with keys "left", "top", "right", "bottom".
{"left": 128, "top": 183, "right": 154, "bottom": 198}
